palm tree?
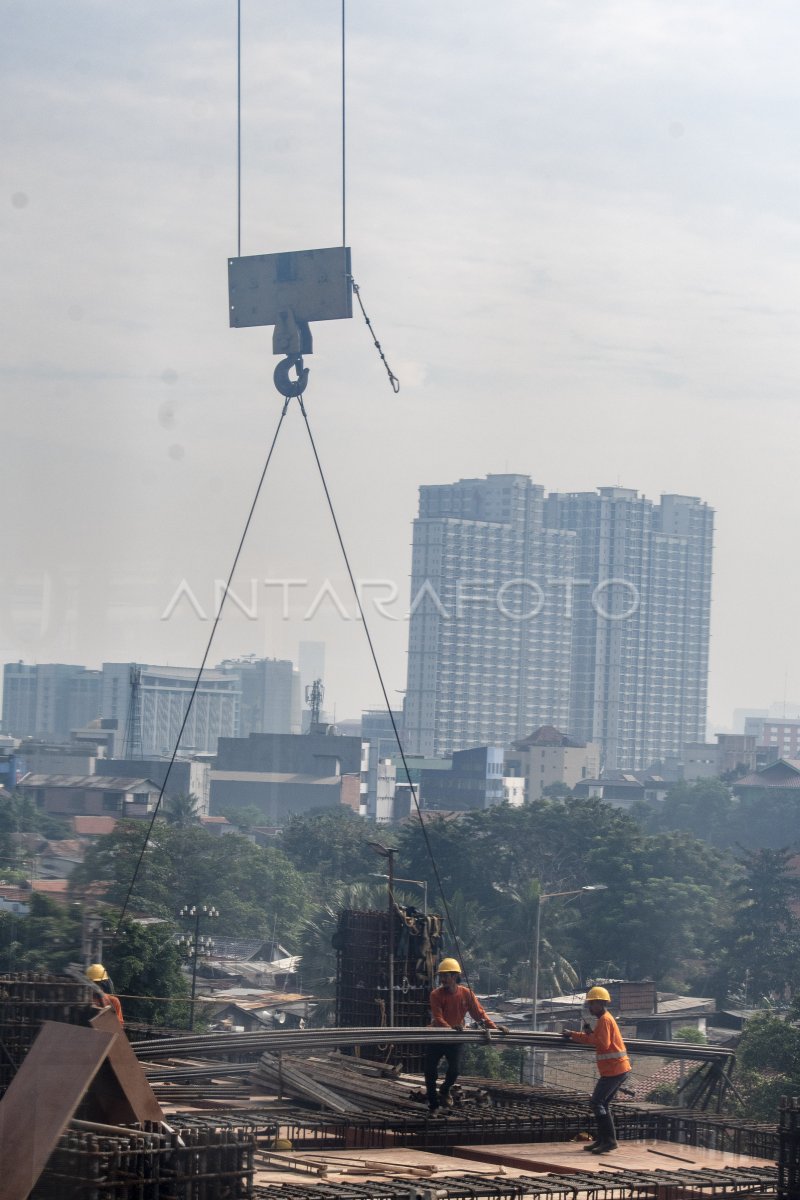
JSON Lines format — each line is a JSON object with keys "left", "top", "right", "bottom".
{"left": 162, "top": 792, "right": 201, "bottom": 829}
{"left": 494, "top": 879, "right": 579, "bottom": 999}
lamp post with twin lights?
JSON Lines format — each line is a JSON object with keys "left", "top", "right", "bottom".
{"left": 178, "top": 903, "right": 219, "bottom": 1031}
{"left": 530, "top": 884, "right": 607, "bottom": 1082}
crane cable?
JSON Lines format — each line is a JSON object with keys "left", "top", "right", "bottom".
{"left": 296, "top": 395, "right": 472, "bottom": 992}
{"left": 113, "top": 397, "right": 291, "bottom": 934}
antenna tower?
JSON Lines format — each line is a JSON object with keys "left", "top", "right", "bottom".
{"left": 124, "top": 664, "right": 143, "bottom": 758}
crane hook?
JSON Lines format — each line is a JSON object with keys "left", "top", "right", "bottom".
{"left": 273, "top": 354, "right": 309, "bottom": 398}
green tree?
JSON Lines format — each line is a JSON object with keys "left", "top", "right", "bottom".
{"left": 462, "top": 1041, "right": 523, "bottom": 1082}
{"left": 281, "top": 808, "right": 384, "bottom": 897}
{"left": 70, "top": 821, "right": 311, "bottom": 942}
{"left": 396, "top": 799, "right": 726, "bottom": 988}
{"left": 709, "top": 847, "right": 800, "bottom": 1004}
{"left": 727, "top": 1011, "right": 800, "bottom": 1120}
{"left": 162, "top": 792, "right": 201, "bottom": 828}
{"left": 643, "top": 779, "right": 736, "bottom": 847}
{"left": 0, "top": 894, "right": 83, "bottom": 973}
{"left": 105, "top": 919, "right": 189, "bottom": 1026}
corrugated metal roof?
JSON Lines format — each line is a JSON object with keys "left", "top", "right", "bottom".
{"left": 19, "top": 774, "right": 159, "bottom": 789}
{"left": 211, "top": 772, "right": 341, "bottom": 785}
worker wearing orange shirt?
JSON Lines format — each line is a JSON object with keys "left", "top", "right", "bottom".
{"left": 87, "top": 963, "right": 124, "bottom": 1025}
{"left": 562, "top": 985, "right": 630, "bottom": 1153}
{"left": 425, "top": 957, "right": 502, "bottom": 1114}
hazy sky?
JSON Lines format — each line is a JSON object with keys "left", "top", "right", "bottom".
{"left": 3, "top": 1, "right": 800, "bottom": 731}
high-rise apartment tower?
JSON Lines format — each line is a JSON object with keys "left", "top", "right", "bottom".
{"left": 404, "top": 477, "right": 713, "bottom": 771}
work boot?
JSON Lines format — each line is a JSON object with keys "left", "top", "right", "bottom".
{"left": 589, "top": 1113, "right": 617, "bottom": 1153}
{"left": 439, "top": 1088, "right": 454, "bottom": 1108}
{"left": 582, "top": 1139, "right": 602, "bottom": 1152}
{"left": 428, "top": 1103, "right": 442, "bottom": 1117}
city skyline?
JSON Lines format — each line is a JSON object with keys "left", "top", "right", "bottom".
{"left": 3, "top": 3, "right": 800, "bottom": 735}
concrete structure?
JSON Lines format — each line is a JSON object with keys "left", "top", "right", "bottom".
{"left": 506, "top": 725, "right": 601, "bottom": 801}
{"left": 682, "top": 734, "right": 757, "bottom": 781}
{"left": 404, "top": 477, "right": 713, "bottom": 771}
{"left": 503, "top": 776, "right": 526, "bottom": 806}
{"left": 361, "top": 709, "right": 402, "bottom": 819}
{"left": 420, "top": 745, "right": 505, "bottom": 812}
{"left": 218, "top": 656, "right": 301, "bottom": 736}
{"left": 405, "top": 476, "right": 575, "bottom": 758}
{"left": 373, "top": 758, "right": 397, "bottom": 823}
{"left": 101, "top": 662, "right": 240, "bottom": 757}
{"left": 17, "top": 774, "right": 161, "bottom": 818}
{"left": 94, "top": 756, "right": 211, "bottom": 813}
{"left": 2, "top": 663, "right": 101, "bottom": 739}
{"left": 212, "top": 730, "right": 363, "bottom": 823}
{"left": 215, "top": 730, "right": 362, "bottom": 777}
{"left": 210, "top": 770, "right": 360, "bottom": 822}
{"left": 545, "top": 488, "right": 713, "bottom": 770}
{"left": 573, "top": 771, "right": 670, "bottom": 807}
{"left": 745, "top": 716, "right": 800, "bottom": 758}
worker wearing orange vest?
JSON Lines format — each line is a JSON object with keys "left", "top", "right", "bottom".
{"left": 425, "top": 957, "right": 504, "bottom": 1114}
{"left": 562, "top": 985, "right": 630, "bottom": 1153}
{"left": 87, "top": 963, "right": 124, "bottom": 1025}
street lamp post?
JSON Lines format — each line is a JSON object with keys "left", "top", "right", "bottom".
{"left": 530, "top": 884, "right": 607, "bottom": 1083}
{"left": 370, "top": 873, "right": 428, "bottom": 917}
{"left": 368, "top": 842, "right": 398, "bottom": 1026}
{"left": 178, "top": 903, "right": 219, "bottom": 1031}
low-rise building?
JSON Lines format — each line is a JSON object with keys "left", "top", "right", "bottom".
{"left": 733, "top": 757, "right": 800, "bottom": 797}
{"left": 210, "top": 770, "right": 359, "bottom": 823}
{"left": 682, "top": 734, "right": 757, "bottom": 781}
{"left": 17, "top": 774, "right": 161, "bottom": 818}
{"left": 573, "top": 771, "right": 669, "bottom": 807}
{"left": 420, "top": 745, "right": 505, "bottom": 812}
{"left": 506, "top": 726, "right": 601, "bottom": 802}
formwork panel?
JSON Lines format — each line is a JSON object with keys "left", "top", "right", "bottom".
{"left": 334, "top": 908, "right": 442, "bottom": 1073}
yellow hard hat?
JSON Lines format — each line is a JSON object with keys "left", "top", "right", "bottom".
{"left": 586, "top": 985, "right": 611, "bottom": 1002}
{"left": 438, "top": 957, "right": 462, "bottom": 975}
{"left": 86, "top": 963, "right": 109, "bottom": 982}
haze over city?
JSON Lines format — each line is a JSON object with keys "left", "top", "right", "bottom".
{"left": 4, "top": 1, "right": 800, "bottom": 731}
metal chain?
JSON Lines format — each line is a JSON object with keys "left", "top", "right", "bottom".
{"left": 351, "top": 279, "right": 400, "bottom": 393}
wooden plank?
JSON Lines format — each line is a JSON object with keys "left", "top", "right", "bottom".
{"left": 89, "top": 1007, "right": 164, "bottom": 1124}
{"left": 0, "top": 1021, "right": 117, "bottom": 1200}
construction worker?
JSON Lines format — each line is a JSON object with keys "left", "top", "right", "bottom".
{"left": 425, "top": 957, "right": 500, "bottom": 1114}
{"left": 562, "top": 985, "right": 630, "bottom": 1154}
{"left": 86, "top": 963, "right": 124, "bottom": 1025}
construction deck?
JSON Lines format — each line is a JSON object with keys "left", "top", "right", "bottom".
{"left": 250, "top": 1140, "right": 778, "bottom": 1199}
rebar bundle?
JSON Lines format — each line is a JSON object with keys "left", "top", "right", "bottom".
{"left": 779, "top": 1096, "right": 800, "bottom": 1200}
{"left": 249, "top": 1164, "right": 779, "bottom": 1200}
{"left": 31, "top": 1121, "right": 256, "bottom": 1200}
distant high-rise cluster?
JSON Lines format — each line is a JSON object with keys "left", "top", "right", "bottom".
{"left": 404, "top": 475, "right": 713, "bottom": 771}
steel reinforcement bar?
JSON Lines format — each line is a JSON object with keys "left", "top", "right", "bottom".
{"left": 249, "top": 1164, "right": 778, "bottom": 1200}
{"left": 134, "top": 1026, "right": 735, "bottom": 1063}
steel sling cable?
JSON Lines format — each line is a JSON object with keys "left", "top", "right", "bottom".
{"left": 296, "top": 395, "right": 474, "bottom": 993}
{"left": 114, "top": 397, "right": 291, "bottom": 934}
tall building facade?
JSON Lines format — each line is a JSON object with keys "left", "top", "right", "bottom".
{"left": 101, "top": 663, "right": 240, "bottom": 757}
{"left": 404, "top": 477, "right": 713, "bottom": 771}
{"left": 404, "top": 476, "right": 575, "bottom": 757}
{"left": 218, "top": 657, "right": 301, "bottom": 736}
{"left": 2, "top": 662, "right": 101, "bottom": 739}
